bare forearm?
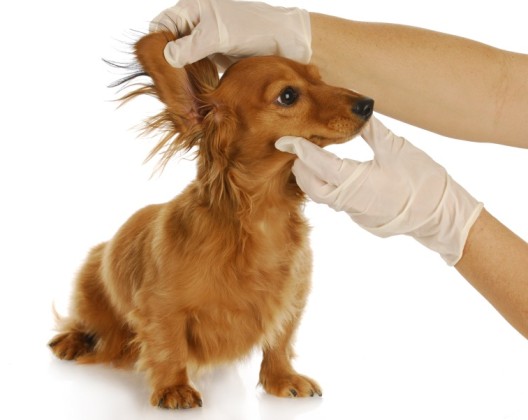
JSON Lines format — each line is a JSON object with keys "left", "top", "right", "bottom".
{"left": 310, "top": 13, "right": 528, "bottom": 147}
{"left": 455, "top": 209, "right": 528, "bottom": 339}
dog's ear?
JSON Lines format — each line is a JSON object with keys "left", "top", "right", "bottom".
{"left": 197, "top": 102, "right": 242, "bottom": 207}
{"left": 121, "top": 32, "right": 246, "bottom": 210}
{"left": 127, "top": 31, "right": 220, "bottom": 168}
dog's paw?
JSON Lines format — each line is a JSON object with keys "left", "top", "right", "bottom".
{"left": 151, "top": 384, "right": 203, "bottom": 409}
{"left": 48, "top": 331, "right": 96, "bottom": 361}
{"left": 261, "top": 373, "right": 322, "bottom": 398}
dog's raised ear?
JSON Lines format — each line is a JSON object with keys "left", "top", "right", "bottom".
{"left": 122, "top": 31, "right": 220, "bottom": 168}
{"left": 115, "top": 32, "right": 243, "bottom": 208}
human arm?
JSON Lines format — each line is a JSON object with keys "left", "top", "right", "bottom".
{"left": 456, "top": 209, "right": 528, "bottom": 339}
{"left": 309, "top": 13, "right": 528, "bottom": 148}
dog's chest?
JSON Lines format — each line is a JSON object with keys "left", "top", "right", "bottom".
{"left": 185, "top": 214, "right": 311, "bottom": 364}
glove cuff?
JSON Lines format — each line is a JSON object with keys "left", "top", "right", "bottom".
{"left": 357, "top": 175, "right": 483, "bottom": 266}
{"left": 414, "top": 176, "right": 484, "bottom": 266}
{"left": 276, "top": 7, "right": 312, "bottom": 63}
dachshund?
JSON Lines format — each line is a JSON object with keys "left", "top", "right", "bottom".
{"left": 49, "top": 31, "right": 374, "bottom": 409}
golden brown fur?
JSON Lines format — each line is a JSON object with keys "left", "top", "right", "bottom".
{"left": 49, "top": 31, "right": 373, "bottom": 409}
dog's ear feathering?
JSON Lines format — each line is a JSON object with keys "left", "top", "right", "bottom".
{"left": 111, "top": 31, "right": 226, "bottom": 169}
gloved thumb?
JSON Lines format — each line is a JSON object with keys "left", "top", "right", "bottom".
{"left": 360, "top": 116, "right": 406, "bottom": 159}
{"left": 275, "top": 136, "right": 360, "bottom": 186}
{"left": 163, "top": 29, "right": 217, "bottom": 67}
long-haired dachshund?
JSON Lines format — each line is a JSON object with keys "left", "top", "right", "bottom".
{"left": 49, "top": 31, "right": 373, "bottom": 409}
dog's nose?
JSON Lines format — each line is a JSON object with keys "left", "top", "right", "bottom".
{"left": 352, "top": 98, "right": 374, "bottom": 120}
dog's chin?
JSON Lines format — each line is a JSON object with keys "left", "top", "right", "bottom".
{"left": 273, "top": 124, "right": 366, "bottom": 160}
{"left": 309, "top": 131, "right": 360, "bottom": 148}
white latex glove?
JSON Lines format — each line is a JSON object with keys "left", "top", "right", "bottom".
{"left": 150, "top": 0, "right": 311, "bottom": 69}
{"left": 275, "top": 117, "right": 484, "bottom": 265}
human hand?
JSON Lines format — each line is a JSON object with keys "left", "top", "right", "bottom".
{"left": 150, "top": 0, "right": 311, "bottom": 70}
{"left": 275, "top": 117, "right": 483, "bottom": 265}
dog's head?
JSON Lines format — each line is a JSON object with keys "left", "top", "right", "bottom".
{"left": 126, "top": 31, "right": 372, "bottom": 162}
{"left": 121, "top": 32, "right": 372, "bottom": 209}
{"left": 215, "top": 55, "right": 373, "bottom": 148}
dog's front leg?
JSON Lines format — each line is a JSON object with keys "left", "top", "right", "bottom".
{"left": 259, "top": 314, "right": 322, "bottom": 398}
{"left": 136, "top": 314, "right": 202, "bottom": 409}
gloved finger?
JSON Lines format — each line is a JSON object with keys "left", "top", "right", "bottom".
{"left": 275, "top": 135, "right": 306, "bottom": 154}
{"left": 163, "top": 27, "right": 220, "bottom": 67}
{"left": 149, "top": 0, "right": 199, "bottom": 34}
{"left": 149, "top": 11, "right": 193, "bottom": 35}
{"left": 275, "top": 136, "right": 360, "bottom": 186}
{"left": 360, "top": 115, "right": 406, "bottom": 160}
{"left": 291, "top": 159, "right": 339, "bottom": 205}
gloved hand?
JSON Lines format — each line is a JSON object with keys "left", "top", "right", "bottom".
{"left": 150, "top": 0, "right": 311, "bottom": 70}
{"left": 275, "top": 116, "right": 484, "bottom": 265}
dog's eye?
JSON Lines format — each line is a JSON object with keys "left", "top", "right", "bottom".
{"left": 277, "top": 87, "right": 299, "bottom": 106}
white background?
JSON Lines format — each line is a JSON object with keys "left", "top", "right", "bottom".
{"left": 1, "top": 1, "right": 527, "bottom": 419}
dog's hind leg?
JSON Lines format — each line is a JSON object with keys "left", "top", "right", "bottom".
{"left": 49, "top": 243, "right": 137, "bottom": 367}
